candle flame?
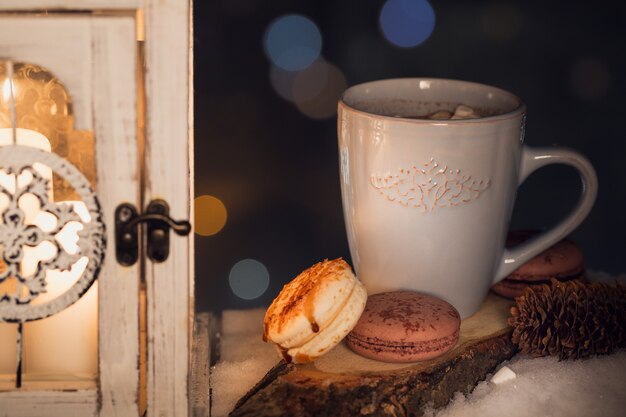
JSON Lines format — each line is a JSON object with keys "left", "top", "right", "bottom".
{"left": 2, "top": 78, "right": 14, "bottom": 102}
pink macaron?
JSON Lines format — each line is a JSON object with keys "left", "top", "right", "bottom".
{"left": 491, "top": 230, "right": 586, "bottom": 299}
{"left": 345, "top": 291, "right": 461, "bottom": 363}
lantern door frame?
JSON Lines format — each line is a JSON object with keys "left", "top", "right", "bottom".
{"left": 0, "top": 1, "right": 193, "bottom": 416}
{"left": 0, "top": 13, "right": 140, "bottom": 416}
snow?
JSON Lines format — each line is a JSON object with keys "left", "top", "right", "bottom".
{"left": 424, "top": 352, "right": 626, "bottom": 417}
{"left": 210, "top": 308, "right": 277, "bottom": 417}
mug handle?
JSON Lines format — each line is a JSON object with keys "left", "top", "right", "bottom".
{"left": 493, "top": 146, "right": 598, "bottom": 284}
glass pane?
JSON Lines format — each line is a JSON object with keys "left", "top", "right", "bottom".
{"left": 0, "top": 61, "right": 98, "bottom": 385}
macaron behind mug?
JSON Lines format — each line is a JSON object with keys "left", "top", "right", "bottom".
{"left": 491, "top": 230, "right": 586, "bottom": 299}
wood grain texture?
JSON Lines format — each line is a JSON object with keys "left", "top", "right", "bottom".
{"left": 0, "top": 374, "right": 97, "bottom": 416}
{"left": 0, "top": 0, "right": 139, "bottom": 9}
{"left": 142, "top": 0, "right": 193, "bottom": 416}
{"left": 231, "top": 295, "right": 517, "bottom": 417}
{"left": 0, "top": 390, "right": 97, "bottom": 417}
{"left": 191, "top": 313, "right": 210, "bottom": 417}
{"left": 91, "top": 16, "right": 140, "bottom": 417}
{"left": 0, "top": 374, "right": 95, "bottom": 391}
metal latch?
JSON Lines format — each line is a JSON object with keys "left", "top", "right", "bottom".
{"left": 115, "top": 199, "right": 192, "bottom": 266}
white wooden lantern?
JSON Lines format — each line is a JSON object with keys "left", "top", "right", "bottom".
{"left": 0, "top": 1, "right": 193, "bottom": 416}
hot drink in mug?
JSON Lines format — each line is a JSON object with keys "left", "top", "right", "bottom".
{"left": 337, "top": 78, "right": 597, "bottom": 318}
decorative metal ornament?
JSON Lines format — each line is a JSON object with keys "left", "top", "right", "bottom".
{"left": 0, "top": 145, "right": 105, "bottom": 323}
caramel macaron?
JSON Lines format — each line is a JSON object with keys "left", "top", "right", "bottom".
{"left": 263, "top": 258, "right": 367, "bottom": 363}
{"left": 491, "top": 230, "right": 586, "bottom": 299}
{"left": 346, "top": 291, "right": 461, "bottom": 363}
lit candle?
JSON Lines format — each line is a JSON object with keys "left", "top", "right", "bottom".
{"left": 0, "top": 128, "right": 97, "bottom": 378}
{"left": 0, "top": 127, "right": 52, "bottom": 377}
{"left": 22, "top": 201, "right": 97, "bottom": 377}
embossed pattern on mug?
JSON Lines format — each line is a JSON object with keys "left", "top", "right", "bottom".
{"left": 370, "top": 158, "right": 490, "bottom": 212}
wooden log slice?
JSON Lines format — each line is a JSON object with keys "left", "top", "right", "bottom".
{"left": 231, "top": 294, "right": 516, "bottom": 417}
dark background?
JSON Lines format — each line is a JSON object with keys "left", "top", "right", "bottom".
{"left": 193, "top": 1, "right": 626, "bottom": 312}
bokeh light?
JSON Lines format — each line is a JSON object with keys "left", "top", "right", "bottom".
{"left": 269, "top": 65, "right": 299, "bottom": 102}
{"left": 295, "top": 61, "right": 347, "bottom": 120}
{"left": 228, "top": 259, "right": 270, "bottom": 300}
{"left": 194, "top": 195, "right": 227, "bottom": 236}
{"left": 263, "top": 14, "right": 322, "bottom": 71}
{"left": 569, "top": 57, "right": 611, "bottom": 101}
{"left": 292, "top": 59, "right": 330, "bottom": 103}
{"left": 379, "top": 0, "right": 436, "bottom": 48}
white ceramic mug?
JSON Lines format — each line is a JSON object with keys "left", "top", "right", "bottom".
{"left": 338, "top": 78, "right": 597, "bottom": 318}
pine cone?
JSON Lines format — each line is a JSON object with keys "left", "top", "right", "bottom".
{"left": 508, "top": 279, "right": 626, "bottom": 360}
